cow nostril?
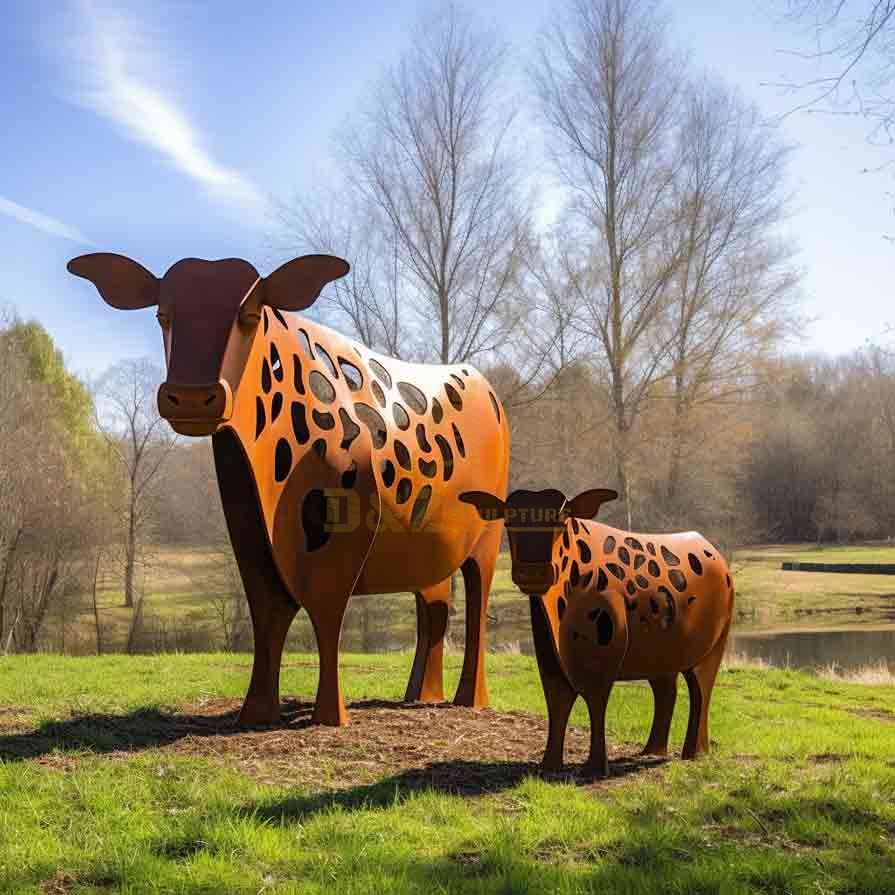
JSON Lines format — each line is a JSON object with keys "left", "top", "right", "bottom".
{"left": 203, "top": 394, "right": 215, "bottom": 407}
{"left": 167, "top": 393, "right": 180, "bottom": 406}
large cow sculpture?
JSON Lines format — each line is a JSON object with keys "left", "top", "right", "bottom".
{"left": 69, "top": 252, "right": 509, "bottom": 726}
{"left": 461, "top": 488, "right": 734, "bottom": 777}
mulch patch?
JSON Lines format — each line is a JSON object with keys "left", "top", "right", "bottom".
{"left": 0, "top": 696, "right": 668, "bottom": 793}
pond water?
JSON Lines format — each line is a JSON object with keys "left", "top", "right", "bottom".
{"left": 729, "top": 626, "right": 895, "bottom": 672}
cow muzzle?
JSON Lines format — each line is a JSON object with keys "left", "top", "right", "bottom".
{"left": 157, "top": 380, "right": 233, "bottom": 436}
{"left": 511, "top": 562, "right": 556, "bottom": 595}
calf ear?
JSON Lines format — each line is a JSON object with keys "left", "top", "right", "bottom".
{"left": 459, "top": 491, "right": 507, "bottom": 521}
{"left": 67, "top": 253, "right": 159, "bottom": 310}
{"left": 262, "top": 254, "right": 350, "bottom": 311}
{"left": 564, "top": 488, "right": 618, "bottom": 520}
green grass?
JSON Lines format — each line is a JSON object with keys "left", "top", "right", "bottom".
{"left": 1, "top": 653, "right": 895, "bottom": 892}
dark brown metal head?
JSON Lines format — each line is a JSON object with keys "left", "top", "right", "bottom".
{"left": 460, "top": 487, "right": 617, "bottom": 594}
{"left": 68, "top": 252, "right": 349, "bottom": 436}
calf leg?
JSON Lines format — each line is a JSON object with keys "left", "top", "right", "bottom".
{"left": 642, "top": 674, "right": 678, "bottom": 756}
{"left": 239, "top": 593, "right": 298, "bottom": 726}
{"left": 582, "top": 682, "right": 616, "bottom": 779}
{"left": 682, "top": 621, "right": 730, "bottom": 759}
{"left": 307, "top": 598, "right": 350, "bottom": 726}
{"left": 529, "top": 596, "right": 577, "bottom": 771}
{"left": 405, "top": 579, "right": 451, "bottom": 703}
{"left": 454, "top": 523, "right": 501, "bottom": 707}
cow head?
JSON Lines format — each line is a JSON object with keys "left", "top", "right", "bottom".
{"left": 460, "top": 487, "right": 618, "bottom": 595}
{"left": 68, "top": 253, "right": 349, "bottom": 436}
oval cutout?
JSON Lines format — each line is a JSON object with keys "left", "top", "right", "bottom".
{"left": 354, "top": 403, "right": 388, "bottom": 449}
{"left": 338, "top": 408, "right": 360, "bottom": 450}
{"left": 410, "top": 484, "right": 432, "bottom": 530}
{"left": 315, "top": 344, "right": 338, "bottom": 378}
{"left": 394, "top": 440, "right": 412, "bottom": 470}
{"left": 444, "top": 382, "right": 463, "bottom": 410}
{"left": 431, "top": 398, "right": 444, "bottom": 423}
{"left": 435, "top": 434, "right": 454, "bottom": 480}
{"left": 369, "top": 359, "right": 392, "bottom": 388}
{"left": 309, "top": 371, "right": 336, "bottom": 404}
{"left": 397, "top": 382, "right": 427, "bottom": 414}
{"left": 291, "top": 402, "right": 310, "bottom": 443}
{"left": 392, "top": 403, "right": 410, "bottom": 430}
{"left": 338, "top": 357, "right": 363, "bottom": 391}
{"left": 274, "top": 439, "right": 292, "bottom": 482}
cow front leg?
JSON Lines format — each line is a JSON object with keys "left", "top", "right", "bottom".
{"left": 643, "top": 674, "right": 678, "bottom": 756}
{"left": 405, "top": 580, "right": 451, "bottom": 703}
{"left": 682, "top": 620, "right": 730, "bottom": 759}
{"left": 239, "top": 594, "right": 298, "bottom": 726}
{"left": 454, "top": 523, "right": 501, "bottom": 707}
{"left": 307, "top": 599, "right": 349, "bottom": 726}
{"left": 582, "top": 682, "right": 615, "bottom": 779}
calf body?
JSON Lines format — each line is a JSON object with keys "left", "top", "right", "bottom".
{"left": 462, "top": 489, "right": 734, "bottom": 776}
{"left": 70, "top": 253, "right": 509, "bottom": 726}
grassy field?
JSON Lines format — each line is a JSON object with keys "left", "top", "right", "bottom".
{"left": 1, "top": 653, "right": 895, "bottom": 892}
{"left": 51, "top": 543, "right": 895, "bottom": 656}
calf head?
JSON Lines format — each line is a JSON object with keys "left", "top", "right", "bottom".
{"left": 460, "top": 487, "right": 617, "bottom": 595}
{"left": 68, "top": 252, "right": 349, "bottom": 436}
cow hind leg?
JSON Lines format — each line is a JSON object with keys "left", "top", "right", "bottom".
{"left": 453, "top": 523, "right": 501, "bottom": 707}
{"left": 239, "top": 594, "right": 298, "bottom": 727}
{"left": 404, "top": 579, "right": 451, "bottom": 703}
{"left": 682, "top": 621, "right": 730, "bottom": 759}
{"left": 642, "top": 674, "right": 678, "bottom": 756}
{"left": 307, "top": 599, "right": 350, "bottom": 726}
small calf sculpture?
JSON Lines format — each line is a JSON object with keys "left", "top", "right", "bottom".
{"left": 461, "top": 488, "right": 734, "bottom": 777}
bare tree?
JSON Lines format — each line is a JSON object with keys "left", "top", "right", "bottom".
{"left": 769, "top": 2, "right": 895, "bottom": 140}
{"left": 94, "top": 359, "right": 177, "bottom": 609}
{"left": 293, "top": 3, "right": 533, "bottom": 365}
{"left": 661, "top": 77, "right": 800, "bottom": 504}
{"left": 533, "top": 0, "right": 686, "bottom": 525}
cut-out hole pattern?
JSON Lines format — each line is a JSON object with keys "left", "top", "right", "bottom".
{"left": 435, "top": 435, "right": 453, "bottom": 480}
{"left": 261, "top": 359, "right": 272, "bottom": 394}
{"left": 291, "top": 402, "right": 310, "bottom": 444}
{"left": 397, "top": 382, "right": 427, "bottom": 414}
{"left": 341, "top": 461, "right": 357, "bottom": 489}
{"left": 312, "top": 438, "right": 326, "bottom": 459}
{"left": 270, "top": 343, "right": 283, "bottom": 382}
{"left": 688, "top": 553, "right": 703, "bottom": 575}
{"left": 432, "top": 398, "right": 443, "bottom": 423}
{"left": 393, "top": 403, "right": 410, "bottom": 430}
{"left": 596, "top": 612, "right": 614, "bottom": 646}
{"left": 626, "top": 580, "right": 636, "bottom": 595}
{"left": 580, "top": 570, "right": 593, "bottom": 589}
{"left": 647, "top": 542, "right": 656, "bottom": 556}
{"left": 618, "top": 546, "right": 631, "bottom": 566}
{"left": 315, "top": 344, "right": 338, "bottom": 378}
{"left": 271, "top": 392, "right": 283, "bottom": 422}
{"left": 394, "top": 440, "right": 411, "bottom": 470}
{"left": 668, "top": 569, "right": 687, "bottom": 592}
{"left": 338, "top": 409, "right": 360, "bottom": 450}
{"left": 396, "top": 478, "right": 412, "bottom": 504}
{"left": 369, "top": 359, "right": 392, "bottom": 388}
{"left": 597, "top": 569, "right": 608, "bottom": 591}
{"left": 419, "top": 458, "right": 437, "bottom": 478}
{"left": 354, "top": 403, "right": 387, "bottom": 449}
{"left": 381, "top": 459, "right": 396, "bottom": 487}
{"left": 274, "top": 439, "right": 292, "bottom": 482}
{"left": 562, "top": 530, "right": 570, "bottom": 550}
{"left": 255, "top": 398, "right": 265, "bottom": 438}
{"left": 309, "top": 371, "right": 335, "bottom": 404}
{"left": 648, "top": 559, "right": 660, "bottom": 577}
{"left": 445, "top": 383, "right": 463, "bottom": 410}
{"left": 570, "top": 561, "right": 580, "bottom": 586}
{"left": 371, "top": 381, "right": 386, "bottom": 408}
{"left": 633, "top": 553, "right": 645, "bottom": 569}
{"left": 416, "top": 423, "right": 431, "bottom": 452}
{"left": 635, "top": 575, "right": 649, "bottom": 588}
{"left": 272, "top": 308, "right": 288, "bottom": 329}
{"left": 625, "top": 537, "right": 644, "bottom": 551}
{"left": 293, "top": 355, "right": 305, "bottom": 395}
{"left": 604, "top": 536, "right": 616, "bottom": 553}
{"left": 661, "top": 545, "right": 680, "bottom": 566}
{"left": 339, "top": 358, "right": 363, "bottom": 391}
{"left": 452, "top": 423, "right": 465, "bottom": 457}
{"left": 607, "top": 562, "right": 624, "bottom": 580}
{"left": 577, "top": 540, "right": 591, "bottom": 563}
{"left": 298, "top": 329, "right": 314, "bottom": 358}
{"left": 313, "top": 409, "right": 335, "bottom": 430}
{"left": 450, "top": 373, "right": 465, "bottom": 390}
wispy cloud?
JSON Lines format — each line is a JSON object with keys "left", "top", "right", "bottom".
{"left": 0, "top": 196, "right": 92, "bottom": 245}
{"left": 66, "top": 1, "right": 268, "bottom": 219}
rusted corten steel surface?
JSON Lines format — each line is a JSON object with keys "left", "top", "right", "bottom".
{"left": 461, "top": 488, "right": 734, "bottom": 777}
{"left": 69, "top": 253, "right": 510, "bottom": 726}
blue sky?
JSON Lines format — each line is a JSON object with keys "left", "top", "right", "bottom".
{"left": 2, "top": 0, "right": 893, "bottom": 379}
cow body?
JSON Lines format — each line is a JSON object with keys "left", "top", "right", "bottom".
{"left": 69, "top": 253, "right": 509, "bottom": 726}
{"left": 461, "top": 488, "right": 733, "bottom": 777}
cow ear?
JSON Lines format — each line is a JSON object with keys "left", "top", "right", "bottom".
{"left": 67, "top": 253, "right": 159, "bottom": 310}
{"left": 262, "top": 254, "right": 349, "bottom": 311}
{"left": 563, "top": 488, "right": 618, "bottom": 520}
{"left": 459, "top": 491, "right": 507, "bottom": 521}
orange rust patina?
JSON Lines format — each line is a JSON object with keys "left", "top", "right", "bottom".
{"left": 69, "top": 253, "right": 509, "bottom": 726}
{"left": 462, "top": 488, "right": 734, "bottom": 777}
